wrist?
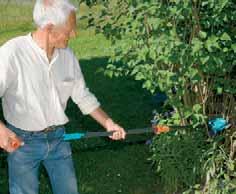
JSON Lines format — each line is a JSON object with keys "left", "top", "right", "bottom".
{"left": 105, "top": 118, "right": 114, "bottom": 131}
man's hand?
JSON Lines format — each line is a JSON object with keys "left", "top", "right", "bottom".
{"left": 0, "top": 125, "right": 23, "bottom": 152}
{"left": 105, "top": 118, "right": 126, "bottom": 140}
{"left": 89, "top": 107, "right": 126, "bottom": 140}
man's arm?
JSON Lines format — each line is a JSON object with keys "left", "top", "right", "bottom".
{"left": 0, "top": 47, "right": 21, "bottom": 152}
{"left": 90, "top": 107, "right": 126, "bottom": 140}
{"left": 70, "top": 56, "right": 126, "bottom": 140}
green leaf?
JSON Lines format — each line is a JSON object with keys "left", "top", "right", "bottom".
{"left": 220, "top": 33, "right": 231, "bottom": 41}
{"left": 193, "top": 104, "right": 201, "bottom": 113}
{"left": 192, "top": 38, "right": 203, "bottom": 53}
{"left": 200, "top": 56, "right": 210, "bottom": 64}
{"left": 223, "top": 47, "right": 228, "bottom": 52}
{"left": 199, "top": 31, "right": 207, "bottom": 39}
{"left": 188, "top": 67, "right": 198, "bottom": 78}
{"left": 104, "top": 70, "right": 113, "bottom": 78}
{"left": 135, "top": 72, "right": 145, "bottom": 80}
{"left": 217, "top": 87, "right": 223, "bottom": 94}
{"left": 232, "top": 44, "right": 236, "bottom": 53}
{"left": 166, "top": 22, "right": 173, "bottom": 27}
{"left": 227, "top": 161, "right": 234, "bottom": 171}
{"left": 213, "top": 56, "right": 223, "bottom": 65}
{"left": 143, "top": 80, "right": 152, "bottom": 90}
{"left": 205, "top": 36, "right": 220, "bottom": 52}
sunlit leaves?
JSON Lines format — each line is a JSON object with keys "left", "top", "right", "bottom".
{"left": 82, "top": 0, "right": 235, "bottom": 140}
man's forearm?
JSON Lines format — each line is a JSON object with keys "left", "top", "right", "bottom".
{"left": 89, "top": 107, "right": 110, "bottom": 129}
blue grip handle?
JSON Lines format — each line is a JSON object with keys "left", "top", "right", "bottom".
{"left": 63, "top": 133, "right": 85, "bottom": 141}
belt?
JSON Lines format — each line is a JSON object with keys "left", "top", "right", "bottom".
{"left": 43, "top": 125, "right": 64, "bottom": 132}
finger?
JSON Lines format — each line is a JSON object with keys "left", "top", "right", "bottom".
{"left": 117, "top": 130, "right": 124, "bottom": 140}
{"left": 5, "top": 146, "right": 16, "bottom": 153}
{"left": 114, "top": 126, "right": 123, "bottom": 139}
{"left": 9, "top": 137, "right": 23, "bottom": 149}
{"left": 109, "top": 135, "right": 118, "bottom": 140}
{"left": 112, "top": 131, "right": 120, "bottom": 140}
{"left": 108, "top": 125, "right": 118, "bottom": 139}
{"left": 108, "top": 132, "right": 117, "bottom": 140}
{"left": 8, "top": 131, "right": 18, "bottom": 139}
{"left": 1, "top": 139, "right": 8, "bottom": 149}
{"left": 5, "top": 137, "right": 24, "bottom": 153}
{"left": 117, "top": 131, "right": 122, "bottom": 139}
{"left": 116, "top": 126, "right": 126, "bottom": 139}
{"left": 1, "top": 140, "right": 13, "bottom": 153}
{"left": 120, "top": 128, "right": 126, "bottom": 139}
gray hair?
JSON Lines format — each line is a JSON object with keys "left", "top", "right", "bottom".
{"left": 33, "top": 0, "right": 77, "bottom": 28}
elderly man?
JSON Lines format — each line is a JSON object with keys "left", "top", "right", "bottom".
{"left": 0, "top": 0, "right": 126, "bottom": 194}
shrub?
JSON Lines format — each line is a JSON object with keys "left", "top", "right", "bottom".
{"left": 80, "top": 0, "right": 236, "bottom": 192}
{"left": 150, "top": 128, "right": 208, "bottom": 193}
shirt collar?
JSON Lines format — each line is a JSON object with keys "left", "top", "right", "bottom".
{"left": 27, "top": 33, "right": 59, "bottom": 68}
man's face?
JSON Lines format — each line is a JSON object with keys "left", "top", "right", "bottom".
{"left": 49, "top": 11, "right": 77, "bottom": 48}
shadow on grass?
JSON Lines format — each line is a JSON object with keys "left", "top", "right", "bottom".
{"left": 71, "top": 135, "right": 152, "bottom": 152}
{"left": 65, "top": 56, "right": 156, "bottom": 130}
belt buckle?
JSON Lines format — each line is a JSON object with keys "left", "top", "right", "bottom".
{"left": 44, "top": 125, "right": 63, "bottom": 132}
{"left": 44, "top": 126, "right": 55, "bottom": 132}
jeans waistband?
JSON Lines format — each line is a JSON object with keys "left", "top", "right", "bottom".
{"left": 6, "top": 122, "right": 65, "bottom": 137}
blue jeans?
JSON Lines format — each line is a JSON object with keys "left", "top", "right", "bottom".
{"left": 7, "top": 123, "right": 79, "bottom": 194}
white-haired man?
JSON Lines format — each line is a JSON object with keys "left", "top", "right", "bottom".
{"left": 0, "top": 0, "right": 126, "bottom": 194}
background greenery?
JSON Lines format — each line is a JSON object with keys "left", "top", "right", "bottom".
{"left": 83, "top": 0, "right": 236, "bottom": 193}
{"left": 0, "top": 1, "right": 162, "bottom": 194}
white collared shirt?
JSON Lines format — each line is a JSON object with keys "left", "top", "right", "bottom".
{"left": 0, "top": 33, "right": 100, "bottom": 131}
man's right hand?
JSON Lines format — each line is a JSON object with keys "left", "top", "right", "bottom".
{"left": 0, "top": 124, "right": 23, "bottom": 152}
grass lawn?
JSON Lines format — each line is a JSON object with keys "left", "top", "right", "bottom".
{"left": 0, "top": 2, "right": 162, "bottom": 194}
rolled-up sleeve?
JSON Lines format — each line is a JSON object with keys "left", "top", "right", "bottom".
{"left": 71, "top": 57, "right": 100, "bottom": 115}
{"left": 0, "top": 47, "right": 15, "bottom": 97}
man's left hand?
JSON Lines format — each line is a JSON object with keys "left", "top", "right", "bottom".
{"left": 105, "top": 119, "right": 126, "bottom": 140}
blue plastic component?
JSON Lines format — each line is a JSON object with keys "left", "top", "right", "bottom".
{"left": 63, "top": 133, "right": 85, "bottom": 141}
{"left": 208, "top": 118, "right": 228, "bottom": 134}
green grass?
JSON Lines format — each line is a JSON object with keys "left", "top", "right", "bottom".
{"left": 0, "top": 3, "right": 162, "bottom": 194}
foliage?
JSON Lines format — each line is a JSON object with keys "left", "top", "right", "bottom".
{"left": 150, "top": 127, "right": 208, "bottom": 193}
{"left": 81, "top": 0, "right": 236, "bottom": 192}
{"left": 83, "top": 0, "right": 236, "bottom": 127}
{"left": 183, "top": 137, "right": 236, "bottom": 194}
